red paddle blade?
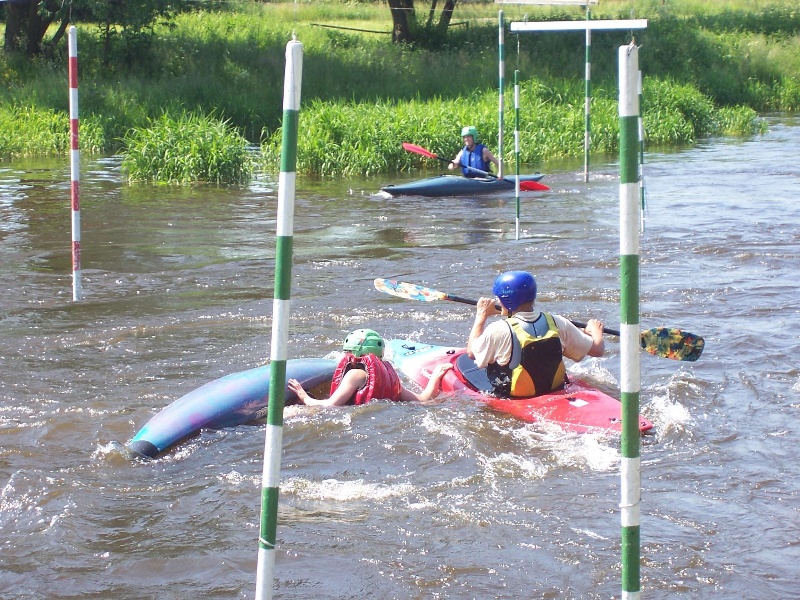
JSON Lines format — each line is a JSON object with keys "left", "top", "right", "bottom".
{"left": 519, "top": 181, "right": 550, "bottom": 192}
{"left": 402, "top": 142, "right": 438, "bottom": 160}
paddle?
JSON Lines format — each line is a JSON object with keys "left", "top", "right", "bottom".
{"left": 402, "top": 142, "right": 551, "bottom": 192}
{"left": 373, "top": 278, "right": 705, "bottom": 362}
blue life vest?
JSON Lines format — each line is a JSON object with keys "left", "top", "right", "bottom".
{"left": 460, "top": 143, "right": 491, "bottom": 178}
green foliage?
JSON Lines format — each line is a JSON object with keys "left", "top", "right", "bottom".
{"left": 121, "top": 112, "right": 254, "bottom": 184}
{"left": 713, "top": 106, "right": 768, "bottom": 135}
{"left": 0, "top": 104, "right": 105, "bottom": 159}
{"left": 0, "top": 2, "right": 793, "bottom": 173}
{"left": 74, "top": 0, "right": 191, "bottom": 65}
{"left": 261, "top": 77, "right": 764, "bottom": 176}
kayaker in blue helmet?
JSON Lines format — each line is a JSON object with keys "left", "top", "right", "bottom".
{"left": 448, "top": 126, "right": 501, "bottom": 178}
{"left": 288, "top": 329, "right": 452, "bottom": 407}
{"left": 467, "top": 271, "right": 605, "bottom": 398}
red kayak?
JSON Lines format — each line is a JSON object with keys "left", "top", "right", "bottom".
{"left": 387, "top": 339, "right": 652, "bottom": 434}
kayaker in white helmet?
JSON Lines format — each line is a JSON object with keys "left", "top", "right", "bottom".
{"left": 467, "top": 271, "right": 605, "bottom": 398}
{"left": 288, "top": 329, "right": 452, "bottom": 407}
{"left": 448, "top": 126, "right": 502, "bottom": 178}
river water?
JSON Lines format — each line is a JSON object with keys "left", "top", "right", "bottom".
{"left": 1, "top": 115, "right": 798, "bottom": 599}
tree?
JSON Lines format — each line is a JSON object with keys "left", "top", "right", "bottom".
{"left": 3, "top": 0, "right": 67, "bottom": 56}
{"left": 388, "top": 0, "right": 459, "bottom": 45}
{"left": 3, "top": 0, "right": 188, "bottom": 60}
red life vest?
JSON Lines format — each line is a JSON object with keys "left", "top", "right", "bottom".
{"left": 329, "top": 353, "right": 402, "bottom": 405}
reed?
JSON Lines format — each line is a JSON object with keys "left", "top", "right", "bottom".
{"left": 0, "top": 1, "right": 795, "bottom": 174}
{"left": 262, "top": 77, "right": 764, "bottom": 175}
{"left": 0, "top": 103, "right": 105, "bottom": 159}
{"left": 121, "top": 112, "right": 253, "bottom": 184}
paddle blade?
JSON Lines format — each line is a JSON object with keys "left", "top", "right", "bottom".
{"left": 519, "top": 180, "right": 550, "bottom": 192}
{"left": 402, "top": 142, "right": 438, "bottom": 160}
{"left": 374, "top": 278, "right": 446, "bottom": 302}
{"left": 640, "top": 327, "right": 705, "bottom": 362}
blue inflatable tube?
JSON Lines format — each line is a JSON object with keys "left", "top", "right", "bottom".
{"left": 127, "top": 358, "right": 337, "bottom": 459}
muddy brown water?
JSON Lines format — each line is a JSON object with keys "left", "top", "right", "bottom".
{"left": 1, "top": 115, "right": 798, "bottom": 598}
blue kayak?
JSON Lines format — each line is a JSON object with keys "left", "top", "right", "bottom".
{"left": 380, "top": 174, "right": 546, "bottom": 197}
{"left": 127, "top": 358, "right": 337, "bottom": 458}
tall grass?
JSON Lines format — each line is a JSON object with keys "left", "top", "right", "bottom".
{"left": 0, "top": 1, "right": 795, "bottom": 174}
{"left": 121, "top": 112, "right": 253, "bottom": 184}
{"left": 262, "top": 77, "right": 764, "bottom": 176}
{"left": 0, "top": 103, "right": 105, "bottom": 159}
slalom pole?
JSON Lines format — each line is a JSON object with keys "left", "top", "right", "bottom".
{"left": 68, "top": 26, "right": 82, "bottom": 301}
{"left": 618, "top": 42, "right": 642, "bottom": 600}
{"left": 638, "top": 70, "right": 646, "bottom": 232}
{"left": 255, "top": 38, "right": 303, "bottom": 600}
{"left": 514, "top": 70, "right": 521, "bottom": 240}
{"left": 583, "top": 8, "right": 592, "bottom": 183}
{"left": 498, "top": 10, "right": 505, "bottom": 178}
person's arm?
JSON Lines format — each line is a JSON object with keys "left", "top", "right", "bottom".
{"left": 397, "top": 363, "right": 453, "bottom": 402}
{"left": 554, "top": 315, "right": 605, "bottom": 361}
{"left": 582, "top": 318, "right": 605, "bottom": 357}
{"left": 287, "top": 369, "right": 367, "bottom": 407}
{"left": 448, "top": 150, "right": 463, "bottom": 170}
{"left": 467, "top": 297, "right": 501, "bottom": 359}
{"left": 482, "top": 147, "right": 502, "bottom": 177}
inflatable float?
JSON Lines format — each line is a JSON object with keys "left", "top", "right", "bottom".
{"left": 127, "top": 359, "right": 337, "bottom": 459}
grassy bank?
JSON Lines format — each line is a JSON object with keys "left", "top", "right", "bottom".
{"left": 1, "top": 1, "right": 797, "bottom": 177}
{"left": 264, "top": 80, "right": 763, "bottom": 176}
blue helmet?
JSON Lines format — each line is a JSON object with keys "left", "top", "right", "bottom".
{"left": 492, "top": 271, "right": 537, "bottom": 312}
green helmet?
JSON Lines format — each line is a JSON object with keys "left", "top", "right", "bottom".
{"left": 342, "top": 328, "right": 385, "bottom": 358}
{"left": 460, "top": 126, "right": 479, "bottom": 142}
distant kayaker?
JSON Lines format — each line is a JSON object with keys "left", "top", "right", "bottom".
{"left": 288, "top": 328, "right": 452, "bottom": 407}
{"left": 448, "top": 126, "right": 502, "bottom": 178}
{"left": 467, "top": 271, "right": 605, "bottom": 398}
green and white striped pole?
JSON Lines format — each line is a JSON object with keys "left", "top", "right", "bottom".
{"left": 584, "top": 8, "right": 592, "bottom": 182}
{"left": 638, "top": 69, "right": 646, "bottom": 232}
{"left": 498, "top": 10, "right": 505, "bottom": 178}
{"left": 514, "top": 69, "right": 521, "bottom": 240}
{"left": 618, "top": 42, "right": 642, "bottom": 600}
{"left": 255, "top": 38, "right": 303, "bottom": 600}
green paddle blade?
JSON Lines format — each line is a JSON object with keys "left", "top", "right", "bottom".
{"left": 641, "top": 327, "right": 705, "bottom": 362}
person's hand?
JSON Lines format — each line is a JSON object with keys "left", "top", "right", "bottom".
{"left": 583, "top": 319, "right": 604, "bottom": 338}
{"left": 287, "top": 378, "right": 309, "bottom": 404}
{"left": 476, "top": 297, "right": 501, "bottom": 319}
{"left": 431, "top": 363, "right": 453, "bottom": 380}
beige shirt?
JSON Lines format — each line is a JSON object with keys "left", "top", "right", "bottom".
{"left": 471, "top": 311, "right": 594, "bottom": 369}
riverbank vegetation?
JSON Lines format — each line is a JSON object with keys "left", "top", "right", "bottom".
{"left": 121, "top": 112, "right": 254, "bottom": 184}
{"left": 1, "top": 0, "right": 798, "bottom": 180}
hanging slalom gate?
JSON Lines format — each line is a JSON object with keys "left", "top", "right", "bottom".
{"left": 255, "top": 38, "right": 303, "bottom": 600}
{"left": 68, "top": 26, "right": 82, "bottom": 301}
{"left": 619, "top": 42, "right": 643, "bottom": 600}
{"left": 504, "top": 13, "right": 647, "bottom": 181}
{"left": 504, "top": 10, "right": 647, "bottom": 598}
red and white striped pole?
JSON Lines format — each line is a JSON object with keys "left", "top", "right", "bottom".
{"left": 68, "top": 26, "right": 82, "bottom": 301}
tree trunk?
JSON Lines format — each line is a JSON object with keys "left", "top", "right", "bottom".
{"left": 437, "top": 0, "right": 457, "bottom": 33}
{"left": 4, "top": 0, "right": 56, "bottom": 55}
{"left": 4, "top": 0, "right": 29, "bottom": 52}
{"left": 387, "top": 0, "right": 415, "bottom": 44}
{"left": 42, "top": 14, "right": 70, "bottom": 57}
{"left": 426, "top": 0, "right": 438, "bottom": 29}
